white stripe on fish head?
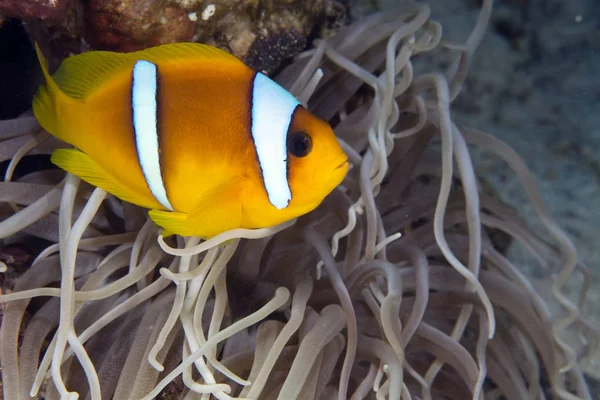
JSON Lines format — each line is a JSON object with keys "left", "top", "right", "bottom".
{"left": 250, "top": 72, "right": 299, "bottom": 210}
{"left": 132, "top": 59, "right": 174, "bottom": 211}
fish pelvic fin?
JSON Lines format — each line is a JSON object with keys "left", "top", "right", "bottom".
{"left": 148, "top": 195, "right": 242, "bottom": 238}
{"left": 148, "top": 210, "right": 189, "bottom": 238}
{"left": 51, "top": 148, "right": 158, "bottom": 210}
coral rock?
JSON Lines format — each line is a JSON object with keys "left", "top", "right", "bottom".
{"left": 24, "top": 0, "right": 350, "bottom": 75}
{"left": 0, "top": 0, "right": 70, "bottom": 21}
{"left": 0, "top": 243, "right": 34, "bottom": 269}
{"left": 244, "top": 27, "right": 307, "bottom": 74}
{"left": 83, "top": 0, "right": 195, "bottom": 51}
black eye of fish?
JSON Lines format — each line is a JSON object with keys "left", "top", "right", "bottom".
{"left": 287, "top": 131, "right": 312, "bottom": 158}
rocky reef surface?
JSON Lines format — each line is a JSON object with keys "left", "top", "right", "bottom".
{"left": 0, "top": 0, "right": 350, "bottom": 74}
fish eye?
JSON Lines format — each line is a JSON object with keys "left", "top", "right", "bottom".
{"left": 287, "top": 131, "right": 312, "bottom": 158}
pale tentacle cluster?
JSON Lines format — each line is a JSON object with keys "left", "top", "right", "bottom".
{"left": 0, "top": 1, "right": 597, "bottom": 399}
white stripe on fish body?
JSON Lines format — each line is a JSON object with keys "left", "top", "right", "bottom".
{"left": 250, "top": 72, "right": 299, "bottom": 210}
{"left": 132, "top": 60, "right": 174, "bottom": 211}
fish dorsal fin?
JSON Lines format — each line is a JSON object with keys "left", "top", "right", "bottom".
{"left": 51, "top": 42, "right": 246, "bottom": 100}
{"left": 133, "top": 42, "right": 245, "bottom": 67}
{"left": 51, "top": 50, "right": 134, "bottom": 100}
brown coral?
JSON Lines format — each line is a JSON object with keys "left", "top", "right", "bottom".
{"left": 0, "top": 0, "right": 70, "bottom": 21}
{"left": 22, "top": 0, "right": 349, "bottom": 74}
{"left": 83, "top": 0, "right": 195, "bottom": 51}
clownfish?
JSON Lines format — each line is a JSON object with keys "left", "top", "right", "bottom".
{"left": 32, "top": 42, "right": 349, "bottom": 237}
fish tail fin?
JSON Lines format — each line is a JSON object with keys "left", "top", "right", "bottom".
{"left": 32, "top": 42, "right": 72, "bottom": 137}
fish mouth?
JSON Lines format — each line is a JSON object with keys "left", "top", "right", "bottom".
{"left": 334, "top": 159, "right": 349, "bottom": 170}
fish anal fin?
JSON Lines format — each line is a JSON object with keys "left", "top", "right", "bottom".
{"left": 51, "top": 148, "right": 157, "bottom": 210}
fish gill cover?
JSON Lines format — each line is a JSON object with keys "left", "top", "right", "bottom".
{"left": 0, "top": 1, "right": 598, "bottom": 399}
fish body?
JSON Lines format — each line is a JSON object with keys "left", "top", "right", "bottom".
{"left": 32, "top": 42, "right": 349, "bottom": 237}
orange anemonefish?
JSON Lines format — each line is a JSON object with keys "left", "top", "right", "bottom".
{"left": 32, "top": 42, "right": 349, "bottom": 238}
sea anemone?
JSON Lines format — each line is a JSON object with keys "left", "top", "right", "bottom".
{"left": 0, "top": 1, "right": 597, "bottom": 399}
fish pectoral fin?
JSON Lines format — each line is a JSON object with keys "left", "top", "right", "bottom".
{"left": 51, "top": 148, "right": 154, "bottom": 209}
{"left": 148, "top": 197, "right": 242, "bottom": 239}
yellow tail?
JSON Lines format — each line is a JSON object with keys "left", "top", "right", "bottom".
{"left": 32, "top": 43, "right": 66, "bottom": 136}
